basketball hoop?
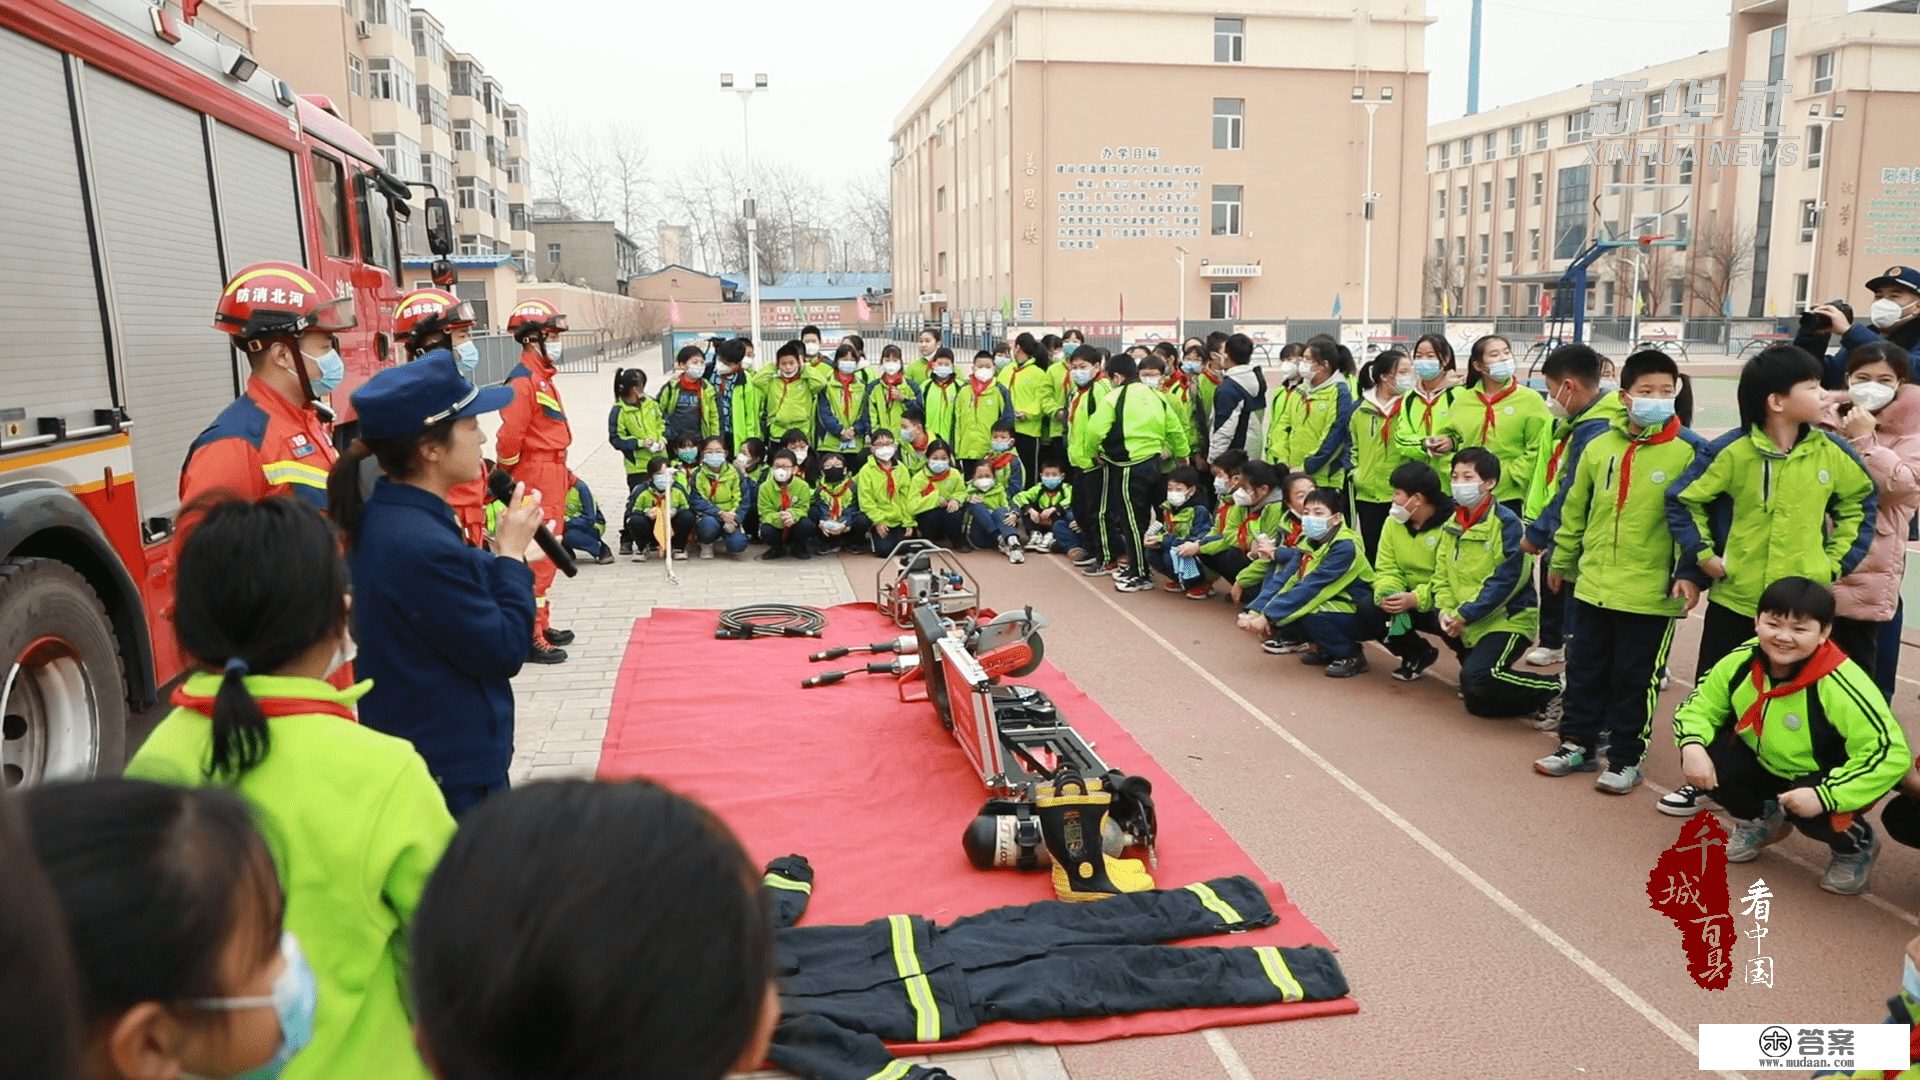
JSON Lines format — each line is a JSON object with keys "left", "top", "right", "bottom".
{"left": 1637, "top": 234, "right": 1670, "bottom": 248}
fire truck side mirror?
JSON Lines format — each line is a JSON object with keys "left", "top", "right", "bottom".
{"left": 424, "top": 196, "right": 453, "bottom": 256}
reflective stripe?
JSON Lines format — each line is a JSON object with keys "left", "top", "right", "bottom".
{"left": 886, "top": 914, "right": 941, "bottom": 1042}
{"left": 262, "top": 460, "right": 328, "bottom": 489}
{"left": 864, "top": 1062, "right": 913, "bottom": 1080}
{"left": 498, "top": 453, "right": 521, "bottom": 466}
{"left": 1184, "top": 881, "right": 1243, "bottom": 924}
{"left": 763, "top": 872, "right": 811, "bottom": 894}
{"left": 1254, "top": 946, "right": 1305, "bottom": 1003}
{"left": 535, "top": 391, "right": 564, "bottom": 413}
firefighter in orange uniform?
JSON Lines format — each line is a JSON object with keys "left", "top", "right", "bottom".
{"left": 392, "top": 287, "right": 493, "bottom": 550}
{"left": 495, "top": 298, "right": 574, "bottom": 664}
{"left": 181, "top": 261, "right": 357, "bottom": 522}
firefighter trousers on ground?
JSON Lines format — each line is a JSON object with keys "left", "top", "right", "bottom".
{"left": 510, "top": 453, "right": 569, "bottom": 642}
{"left": 760, "top": 856, "right": 1350, "bottom": 1080}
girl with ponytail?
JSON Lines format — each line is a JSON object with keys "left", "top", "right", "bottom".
{"left": 125, "top": 495, "right": 456, "bottom": 1080}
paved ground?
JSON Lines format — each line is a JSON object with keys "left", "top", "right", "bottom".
{"left": 514, "top": 359, "right": 1920, "bottom": 1078}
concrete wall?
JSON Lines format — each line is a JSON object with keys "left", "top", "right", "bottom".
{"left": 531, "top": 220, "right": 622, "bottom": 294}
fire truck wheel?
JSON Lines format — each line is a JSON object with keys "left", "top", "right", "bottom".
{"left": 0, "top": 558, "right": 128, "bottom": 789}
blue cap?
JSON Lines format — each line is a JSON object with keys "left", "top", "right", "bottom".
{"left": 351, "top": 354, "right": 514, "bottom": 440}
{"left": 1865, "top": 265, "right": 1920, "bottom": 294}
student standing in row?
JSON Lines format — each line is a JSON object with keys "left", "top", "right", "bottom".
{"left": 1352, "top": 351, "right": 1415, "bottom": 559}
{"left": 1394, "top": 333, "right": 1464, "bottom": 473}
{"left": 1520, "top": 344, "right": 1625, "bottom": 667}
{"left": 1450, "top": 334, "right": 1551, "bottom": 515}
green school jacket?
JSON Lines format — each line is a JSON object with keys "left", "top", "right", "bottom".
{"left": 1675, "top": 643, "right": 1909, "bottom": 813}
{"left": 1088, "top": 382, "right": 1177, "bottom": 467}
{"left": 713, "top": 371, "right": 762, "bottom": 444}
{"left": 856, "top": 459, "right": 927, "bottom": 527}
{"left": 1433, "top": 502, "right": 1538, "bottom": 646}
{"left": 689, "top": 462, "right": 746, "bottom": 516}
{"left": 953, "top": 379, "right": 1014, "bottom": 459}
{"left": 1282, "top": 376, "right": 1355, "bottom": 487}
{"left": 1161, "top": 378, "right": 1200, "bottom": 453}
{"left": 1524, "top": 391, "right": 1626, "bottom": 521}
{"left": 813, "top": 476, "right": 858, "bottom": 521}
{"left": 1373, "top": 508, "right": 1450, "bottom": 609}
{"left": 126, "top": 674, "right": 453, "bottom": 1080}
{"left": 967, "top": 479, "right": 1012, "bottom": 511}
{"left": 1392, "top": 385, "right": 1466, "bottom": 467}
{"left": 861, "top": 377, "right": 918, "bottom": 440}
{"left": 1061, "top": 380, "right": 1109, "bottom": 470}
{"left": 1446, "top": 380, "right": 1553, "bottom": 503}
{"left": 998, "top": 358, "right": 1061, "bottom": 439}
{"left": 656, "top": 377, "right": 721, "bottom": 440}
{"left": 1550, "top": 415, "right": 1712, "bottom": 616}
{"left": 1199, "top": 496, "right": 1289, "bottom": 556}
{"left": 757, "top": 475, "right": 814, "bottom": 522}
{"left": 1258, "top": 524, "right": 1374, "bottom": 624}
{"left": 1264, "top": 382, "right": 1306, "bottom": 466}
{"left": 925, "top": 467, "right": 969, "bottom": 505}
{"left": 918, "top": 376, "right": 963, "bottom": 444}
{"left": 627, "top": 477, "right": 691, "bottom": 517}
{"left": 1351, "top": 394, "right": 1414, "bottom": 504}
{"left": 757, "top": 367, "right": 829, "bottom": 442}
{"left": 1015, "top": 481, "right": 1074, "bottom": 512}
{"left": 820, "top": 373, "right": 869, "bottom": 451}
{"left": 611, "top": 397, "right": 666, "bottom": 475}
{"left": 1668, "top": 425, "right": 1878, "bottom": 617}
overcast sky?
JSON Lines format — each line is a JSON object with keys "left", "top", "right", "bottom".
{"left": 415, "top": 0, "right": 1737, "bottom": 192}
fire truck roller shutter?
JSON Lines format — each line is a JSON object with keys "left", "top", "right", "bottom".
{"left": 210, "top": 123, "right": 303, "bottom": 394}
{"left": 0, "top": 29, "right": 115, "bottom": 440}
{"left": 81, "top": 66, "right": 231, "bottom": 522}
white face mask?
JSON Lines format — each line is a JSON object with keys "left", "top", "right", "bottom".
{"left": 838, "top": 359, "right": 859, "bottom": 374}
{"left": 804, "top": 341, "right": 820, "bottom": 356}
{"left": 1485, "top": 359, "right": 1515, "bottom": 383}
{"left": 973, "top": 368, "right": 995, "bottom": 383}
{"left": 1231, "top": 488, "right": 1254, "bottom": 506}
{"left": 1394, "top": 373, "right": 1418, "bottom": 394}
{"left": 973, "top": 476, "right": 994, "bottom": 491}
{"left": 1166, "top": 489, "right": 1190, "bottom": 507}
{"left": 881, "top": 360, "right": 902, "bottom": 376}
{"left": 791, "top": 448, "right": 809, "bottom": 464}
{"left": 1141, "top": 373, "right": 1164, "bottom": 389}
{"left": 546, "top": 340, "right": 565, "bottom": 363}
{"left": 1277, "top": 360, "right": 1301, "bottom": 381}
{"left": 772, "top": 467, "right": 793, "bottom": 483}
{"left": 873, "top": 445, "right": 896, "bottom": 461}
{"left": 1849, "top": 381, "right": 1898, "bottom": 412}
{"left": 1451, "top": 479, "right": 1486, "bottom": 509}
{"left": 1388, "top": 501, "right": 1413, "bottom": 524}
{"left": 1870, "top": 297, "right": 1914, "bottom": 329}
{"left": 1545, "top": 383, "right": 1570, "bottom": 419}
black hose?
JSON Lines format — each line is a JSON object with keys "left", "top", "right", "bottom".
{"left": 716, "top": 604, "right": 827, "bottom": 640}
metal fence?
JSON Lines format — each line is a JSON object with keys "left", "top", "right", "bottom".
{"left": 468, "top": 330, "right": 646, "bottom": 387}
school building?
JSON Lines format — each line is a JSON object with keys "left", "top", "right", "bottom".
{"left": 1424, "top": 0, "right": 1920, "bottom": 327}
{"left": 889, "top": 0, "right": 1434, "bottom": 337}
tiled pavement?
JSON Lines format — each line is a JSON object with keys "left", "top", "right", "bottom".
{"left": 496, "top": 360, "right": 1067, "bottom": 1080}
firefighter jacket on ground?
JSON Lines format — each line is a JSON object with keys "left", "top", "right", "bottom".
{"left": 759, "top": 857, "right": 1350, "bottom": 1080}
{"left": 180, "top": 375, "right": 335, "bottom": 514}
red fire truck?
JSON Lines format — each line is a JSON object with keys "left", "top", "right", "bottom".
{"left": 0, "top": 0, "right": 433, "bottom": 786}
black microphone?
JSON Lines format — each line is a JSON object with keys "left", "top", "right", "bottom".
{"left": 487, "top": 468, "right": 579, "bottom": 578}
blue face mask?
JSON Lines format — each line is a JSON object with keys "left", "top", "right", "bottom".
{"left": 1628, "top": 395, "right": 1677, "bottom": 428}
{"left": 1181, "top": 360, "right": 1203, "bottom": 375}
{"left": 703, "top": 452, "right": 727, "bottom": 468}
{"left": 928, "top": 459, "right": 951, "bottom": 475}
{"left": 652, "top": 472, "right": 672, "bottom": 491}
{"left": 1451, "top": 479, "right": 1486, "bottom": 508}
{"left": 1041, "top": 475, "right": 1063, "bottom": 490}
{"left": 991, "top": 440, "right": 1013, "bottom": 453}
{"left": 1413, "top": 358, "right": 1442, "bottom": 381}
{"left": 453, "top": 340, "right": 480, "bottom": 377}
{"left": 188, "top": 933, "right": 318, "bottom": 1080}
{"left": 1071, "top": 368, "right": 1094, "bottom": 387}
{"left": 676, "top": 448, "right": 697, "bottom": 463}
{"left": 306, "top": 348, "right": 345, "bottom": 396}
{"left": 1300, "top": 515, "right": 1334, "bottom": 541}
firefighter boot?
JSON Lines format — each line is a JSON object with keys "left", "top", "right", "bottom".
{"left": 527, "top": 605, "right": 568, "bottom": 664}
{"left": 1036, "top": 774, "right": 1153, "bottom": 901}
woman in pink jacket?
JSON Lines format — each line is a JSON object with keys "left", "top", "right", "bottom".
{"left": 1821, "top": 340, "right": 1920, "bottom": 699}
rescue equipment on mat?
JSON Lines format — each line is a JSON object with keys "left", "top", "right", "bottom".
{"left": 801, "top": 653, "right": 920, "bottom": 689}
{"left": 1035, "top": 770, "right": 1155, "bottom": 901}
{"left": 809, "top": 635, "right": 918, "bottom": 662}
{"left": 715, "top": 604, "right": 828, "bottom": 639}
{"left": 877, "top": 540, "right": 979, "bottom": 627}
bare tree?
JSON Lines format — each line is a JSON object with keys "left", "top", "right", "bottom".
{"left": 1685, "top": 219, "right": 1758, "bottom": 319}
{"left": 834, "top": 167, "right": 891, "bottom": 273}
{"left": 1422, "top": 255, "right": 1465, "bottom": 317}
{"left": 603, "top": 125, "right": 655, "bottom": 267}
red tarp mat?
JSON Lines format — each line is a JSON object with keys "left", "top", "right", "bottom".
{"left": 599, "top": 603, "right": 1359, "bottom": 1053}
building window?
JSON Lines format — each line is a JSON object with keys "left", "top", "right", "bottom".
{"left": 547, "top": 242, "right": 561, "bottom": 264}
{"left": 1502, "top": 230, "right": 1514, "bottom": 262}
{"left": 937, "top": 251, "right": 947, "bottom": 279}
{"left": 1456, "top": 185, "right": 1466, "bottom": 216}
{"left": 1565, "top": 110, "right": 1590, "bottom": 143}
{"left": 1434, "top": 239, "right": 1446, "bottom": 261}
{"left": 1646, "top": 91, "right": 1665, "bottom": 126}
{"left": 1212, "top": 98, "right": 1244, "bottom": 150}
{"left": 1642, "top": 158, "right": 1656, "bottom": 184}
{"left": 509, "top": 203, "right": 526, "bottom": 231}
{"left": 1480, "top": 181, "right": 1492, "bottom": 212}
{"left": 1500, "top": 284, "right": 1513, "bottom": 315}
{"left": 416, "top": 84, "right": 448, "bottom": 130}
{"left": 347, "top": 55, "right": 363, "bottom": 97}
{"left": 1800, "top": 199, "right": 1818, "bottom": 242}
{"left": 1508, "top": 126, "right": 1522, "bottom": 156}
{"left": 452, "top": 119, "right": 474, "bottom": 152}
{"left": 505, "top": 159, "right": 523, "bottom": 185}
{"left": 1678, "top": 145, "right": 1695, "bottom": 185}
{"left": 1476, "top": 285, "right": 1488, "bottom": 315}
{"left": 367, "top": 56, "right": 415, "bottom": 108}
{"left": 1813, "top": 51, "right": 1834, "bottom": 93}
{"left": 1526, "top": 283, "right": 1542, "bottom": 314}
{"left": 1213, "top": 17, "right": 1244, "bottom": 63}
{"left": 936, "top": 186, "right": 947, "bottom": 211}
{"left": 1601, "top": 280, "right": 1616, "bottom": 315}
{"left": 449, "top": 59, "right": 474, "bottom": 98}
{"left": 1553, "top": 164, "right": 1590, "bottom": 258}
{"left": 1528, "top": 228, "right": 1541, "bottom": 260}
{"left": 1807, "top": 124, "right": 1824, "bottom": 168}
{"left": 1477, "top": 234, "right": 1489, "bottom": 264}
{"left": 1209, "top": 281, "right": 1240, "bottom": 319}
{"left": 1504, "top": 176, "right": 1516, "bottom": 209}
{"left": 1531, "top": 172, "right": 1543, "bottom": 206}
{"left": 1484, "top": 132, "right": 1498, "bottom": 160}
{"left": 1210, "top": 184, "right": 1243, "bottom": 235}
{"left": 1454, "top": 235, "right": 1466, "bottom": 264}
{"left": 419, "top": 152, "right": 450, "bottom": 194}
{"left": 1667, "top": 279, "right": 1685, "bottom": 316}
{"left": 504, "top": 110, "right": 520, "bottom": 139}
{"left": 1460, "top": 138, "right": 1473, "bottom": 165}
{"left": 410, "top": 15, "right": 445, "bottom": 66}
{"left": 1793, "top": 273, "right": 1810, "bottom": 307}
{"left": 371, "top": 130, "right": 420, "bottom": 180}
{"left": 1438, "top": 142, "right": 1450, "bottom": 170}
{"left": 1436, "top": 188, "right": 1447, "bottom": 218}
{"left": 1673, "top": 213, "right": 1690, "bottom": 244}
{"left": 1532, "top": 120, "right": 1547, "bottom": 149}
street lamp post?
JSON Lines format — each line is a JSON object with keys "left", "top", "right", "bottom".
{"left": 722, "top": 73, "right": 769, "bottom": 350}
{"left": 1804, "top": 103, "right": 1845, "bottom": 312}
{"left": 1351, "top": 86, "right": 1393, "bottom": 343}
{"left": 1174, "top": 245, "right": 1189, "bottom": 343}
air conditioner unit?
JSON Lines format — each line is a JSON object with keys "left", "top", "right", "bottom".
{"left": 356, "top": 20, "right": 371, "bottom": 38}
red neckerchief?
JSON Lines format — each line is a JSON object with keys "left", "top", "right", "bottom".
{"left": 989, "top": 451, "right": 1016, "bottom": 474}
{"left": 909, "top": 434, "right": 929, "bottom": 455}
{"left": 837, "top": 373, "right": 858, "bottom": 415}
{"left": 1738, "top": 640, "right": 1848, "bottom": 740}
{"left": 1477, "top": 380, "right": 1519, "bottom": 435}
{"left": 1069, "top": 384, "right": 1094, "bottom": 418}
{"left": 1453, "top": 496, "right": 1494, "bottom": 532}
{"left": 1415, "top": 387, "right": 1447, "bottom": 433}
{"left": 1376, "top": 395, "right": 1404, "bottom": 446}
{"left": 169, "top": 682, "right": 357, "bottom": 722}
{"left": 778, "top": 482, "right": 793, "bottom": 511}
{"left": 1282, "top": 517, "right": 1304, "bottom": 548}
{"left": 874, "top": 460, "right": 898, "bottom": 498}
{"left": 1166, "top": 370, "right": 1191, "bottom": 391}
{"left": 1215, "top": 503, "right": 1231, "bottom": 535}
{"left": 1233, "top": 505, "right": 1255, "bottom": 548}
{"left": 820, "top": 480, "right": 850, "bottom": 514}
{"left": 705, "top": 467, "right": 727, "bottom": 499}
{"left": 881, "top": 372, "right": 906, "bottom": 395}
{"left": 1614, "top": 417, "right": 1682, "bottom": 522}
{"left": 1204, "top": 370, "right": 1223, "bottom": 387}
{"left": 971, "top": 376, "right": 995, "bottom": 405}
{"left": 1545, "top": 431, "right": 1572, "bottom": 484}
{"left": 678, "top": 373, "right": 703, "bottom": 393}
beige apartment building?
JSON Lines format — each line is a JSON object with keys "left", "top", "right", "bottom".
{"left": 1426, "top": 0, "right": 1920, "bottom": 326}
{"left": 226, "top": 0, "right": 535, "bottom": 323}
{"left": 891, "top": 0, "right": 1433, "bottom": 335}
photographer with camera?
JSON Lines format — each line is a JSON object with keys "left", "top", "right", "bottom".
{"left": 1796, "top": 265, "right": 1920, "bottom": 389}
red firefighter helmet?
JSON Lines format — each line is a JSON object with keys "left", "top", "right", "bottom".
{"left": 506, "top": 298, "right": 569, "bottom": 340}
{"left": 214, "top": 262, "right": 357, "bottom": 344}
{"left": 393, "top": 287, "right": 477, "bottom": 343}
